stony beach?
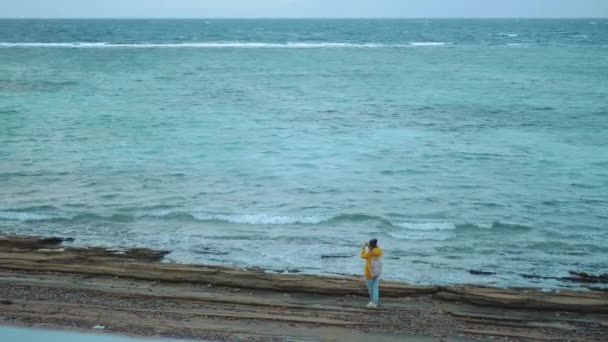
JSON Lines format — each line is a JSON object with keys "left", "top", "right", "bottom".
{"left": 0, "top": 235, "right": 606, "bottom": 341}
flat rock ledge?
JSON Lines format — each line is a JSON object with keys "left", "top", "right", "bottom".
{"left": 1, "top": 235, "right": 606, "bottom": 314}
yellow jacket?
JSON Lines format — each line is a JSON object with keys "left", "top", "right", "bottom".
{"left": 360, "top": 246, "right": 383, "bottom": 279}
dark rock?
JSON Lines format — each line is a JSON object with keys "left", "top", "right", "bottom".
{"left": 124, "top": 248, "right": 170, "bottom": 262}
{"left": 1, "top": 300, "right": 13, "bottom": 305}
{"left": 562, "top": 271, "right": 608, "bottom": 284}
{"left": 271, "top": 268, "right": 301, "bottom": 274}
{"left": 39, "top": 237, "right": 64, "bottom": 245}
{"left": 519, "top": 273, "right": 557, "bottom": 280}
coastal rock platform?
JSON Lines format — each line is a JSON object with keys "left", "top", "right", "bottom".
{"left": 0, "top": 235, "right": 606, "bottom": 341}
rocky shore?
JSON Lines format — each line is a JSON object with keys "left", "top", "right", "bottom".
{"left": 0, "top": 235, "right": 606, "bottom": 341}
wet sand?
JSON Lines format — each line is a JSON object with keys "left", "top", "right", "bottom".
{"left": 0, "top": 235, "right": 606, "bottom": 341}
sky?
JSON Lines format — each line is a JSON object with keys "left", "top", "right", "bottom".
{"left": 1, "top": 0, "right": 607, "bottom": 18}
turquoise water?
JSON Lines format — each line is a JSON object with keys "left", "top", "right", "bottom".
{"left": 1, "top": 19, "right": 607, "bottom": 288}
{"left": 0, "top": 326, "right": 199, "bottom": 342}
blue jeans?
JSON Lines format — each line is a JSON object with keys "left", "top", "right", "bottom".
{"left": 365, "top": 277, "right": 380, "bottom": 303}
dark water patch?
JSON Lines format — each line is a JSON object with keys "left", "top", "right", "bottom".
{"left": 0, "top": 79, "right": 78, "bottom": 93}
{"left": 325, "top": 213, "right": 394, "bottom": 227}
{"left": 35, "top": 213, "right": 137, "bottom": 224}
{"left": 541, "top": 200, "right": 561, "bottom": 206}
{"left": 458, "top": 152, "right": 503, "bottom": 160}
{"left": 0, "top": 171, "right": 72, "bottom": 178}
{"left": 472, "top": 202, "right": 507, "bottom": 208}
{"left": 570, "top": 183, "right": 597, "bottom": 189}
{"left": 1, "top": 205, "right": 58, "bottom": 212}
{"left": 64, "top": 203, "right": 87, "bottom": 208}
{"left": 563, "top": 271, "right": 608, "bottom": 284}
{"left": 320, "top": 254, "right": 352, "bottom": 259}
{"left": 162, "top": 172, "right": 187, "bottom": 178}
{"left": 140, "top": 211, "right": 198, "bottom": 222}
{"left": 433, "top": 245, "right": 473, "bottom": 254}
{"left": 410, "top": 259, "right": 433, "bottom": 265}
{"left": 0, "top": 108, "right": 18, "bottom": 114}
{"left": 519, "top": 273, "right": 558, "bottom": 280}
{"left": 468, "top": 270, "right": 497, "bottom": 276}
{"left": 527, "top": 241, "right": 608, "bottom": 254}
{"left": 489, "top": 221, "right": 532, "bottom": 231}
{"left": 591, "top": 161, "right": 608, "bottom": 167}
{"left": 140, "top": 204, "right": 176, "bottom": 211}
{"left": 192, "top": 246, "right": 230, "bottom": 256}
{"left": 443, "top": 255, "right": 464, "bottom": 260}
{"left": 581, "top": 198, "right": 607, "bottom": 205}
{"left": 380, "top": 169, "right": 425, "bottom": 176}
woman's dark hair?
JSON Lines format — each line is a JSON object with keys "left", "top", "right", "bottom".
{"left": 369, "top": 238, "right": 378, "bottom": 249}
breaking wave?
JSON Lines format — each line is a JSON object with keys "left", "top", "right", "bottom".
{"left": 408, "top": 42, "right": 449, "bottom": 46}
{"left": 0, "top": 42, "right": 451, "bottom": 49}
{"left": 0, "top": 209, "right": 531, "bottom": 234}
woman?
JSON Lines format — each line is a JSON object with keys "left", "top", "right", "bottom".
{"left": 360, "top": 238, "right": 383, "bottom": 308}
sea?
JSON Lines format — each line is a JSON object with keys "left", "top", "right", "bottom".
{"left": 1, "top": 19, "right": 607, "bottom": 289}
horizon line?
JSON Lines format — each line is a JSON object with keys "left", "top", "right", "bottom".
{"left": 1, "top": 17, "right": 606, "bottom": 20}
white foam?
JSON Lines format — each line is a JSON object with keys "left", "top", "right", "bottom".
{"left": 409, "top": 42, "right": 448, "bottom": 46}
{"left": 396, "top": 221, "right": 456, "bottom": 231}
{"left": 386, "top": 230, "right": 454, "bottom": 241}
{"left": 496, "top": 33, "right": 520, "bottom": 38}
{"left": 0, "top": 42, "right": 402, "bottom": 49}
{"left": 0, "top": 42, "right": 110, "bottom": 48}
{"left": 193, "top": 213, "right": 324, "bottom": 225}
{"left": 383, "top": 221, "right": 456, "bottom": 241}
{"left": 0, "top": 211, "right": 52, "bottom": 221}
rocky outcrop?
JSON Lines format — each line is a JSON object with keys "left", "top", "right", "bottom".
{"left": 436, "top": 285, "right": 608, "bottom": 314}
{"left": 0, "top": 234, "right": 435, "bottom": 297}
{"left": 563, "top": 271, "right": 608, "bottom": 284}
{"left": 0, "top": 234, "right": 169, "bottom": 262}
{"left": 0, "top": 235, "right": 606, "bottom": 314}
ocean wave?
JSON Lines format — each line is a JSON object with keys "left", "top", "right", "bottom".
{"left": 408, "top": 42, "right": 449, "bottom": 46}
{"left": 0, "top": 209, "right": 394, "bottom": 226}
{"left": 0, "top": 42, "right": 449, "bottom": 49}
{"left": 385, "top": 230, "right": 454, "bottom": 241}
{"left": 0, "top": 208, "right": 532, "bottom": 234}
{"left": 191, "top": 212, "right": 324, "bottom": 225}
{"left": 456, "top": 221, "right": 532, "bottom": 232}
{"left": 385, "top": 221, "right": 457, "bottom": 241}
{"left": 0, "top": 211, "right": 53, "bottom": 222}
{"left": 498, "top": 33, "right": 520, "bottom": 38}
{"left": 324, "top": 213, "right": 393, "bottom": 226}
{"left": 397, "top": 221, "right": 456, "bottom": 231}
